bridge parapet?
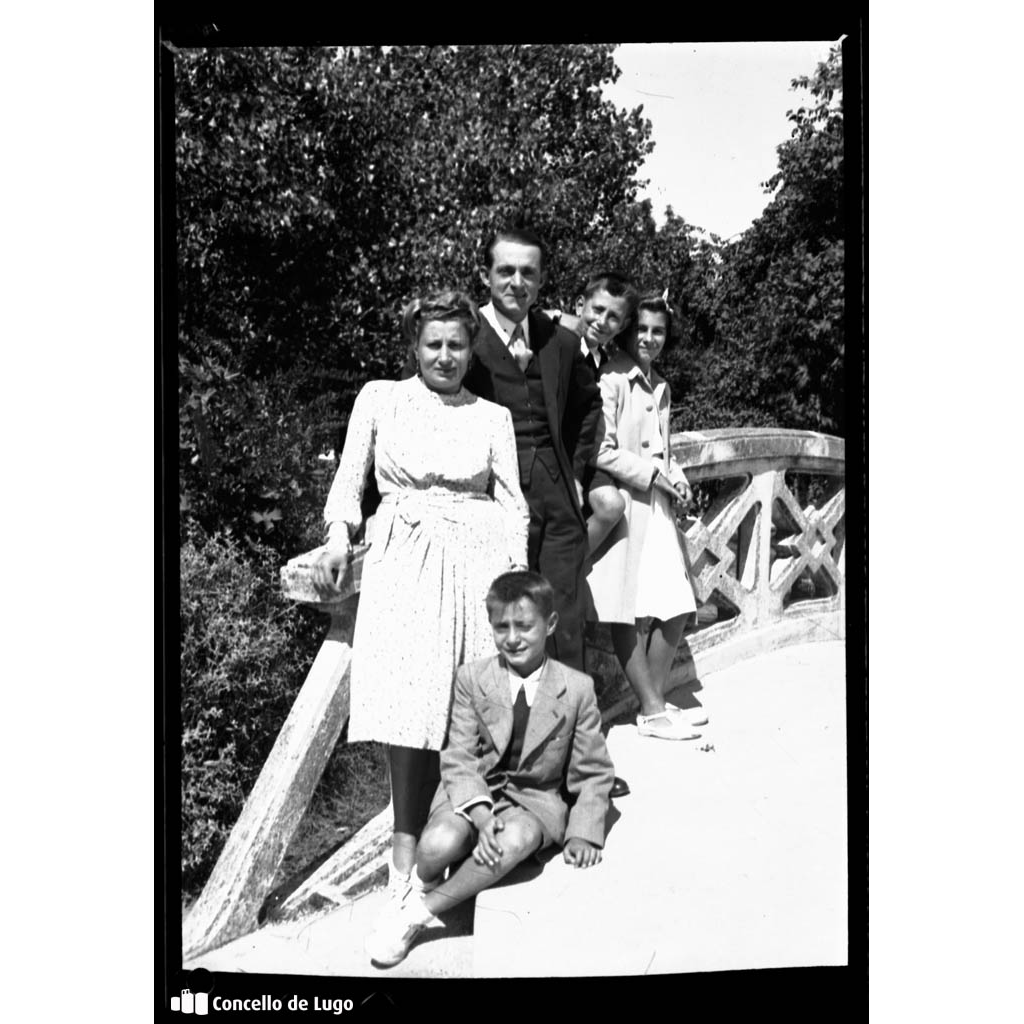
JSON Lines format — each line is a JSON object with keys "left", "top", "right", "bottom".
{"left": 579, "top": 427, "right": 845, "bottom": 719}
{"left": 671, "top": 427, "right": 844, "bottom": 656}
{"left": 182, "top": 428, "right": 845, "bottom": 961}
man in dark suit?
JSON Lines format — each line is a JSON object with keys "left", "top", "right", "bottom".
{"left": 461, "top": 227, "right": 601, "bottom": 672}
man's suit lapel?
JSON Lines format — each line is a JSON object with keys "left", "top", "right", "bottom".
{"left": 477, "top": 657, "right": 513, "bottom": 756}
{"left": 474, "top": 319, "right": 511, "bottom": 373}
{"left": 532, "top": 312, "right": 563, "bottom": 450}
{"left": 518, "top": 659, "right": 567, "bottom": 765}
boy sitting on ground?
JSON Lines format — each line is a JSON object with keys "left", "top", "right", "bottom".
{"left": 365, "top": 570, "right": 615, "bottom": 968}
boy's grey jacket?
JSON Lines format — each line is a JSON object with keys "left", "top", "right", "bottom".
{"left": 441, "top": 655, "right": 615, "bottom": 848}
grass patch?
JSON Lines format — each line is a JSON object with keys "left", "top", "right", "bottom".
{"left": 270, "top": 739, "right": 390, "bottom": 893}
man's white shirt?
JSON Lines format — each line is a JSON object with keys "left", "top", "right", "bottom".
{"left": 480, "top": 301, "right": 531, "bottom": 349}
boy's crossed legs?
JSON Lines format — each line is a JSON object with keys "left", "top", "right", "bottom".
{"left": 418, "top": 803, "right": 545, "bottom": 911}
{"left": 365, "top": 799, "right": 545, "bottom": 967}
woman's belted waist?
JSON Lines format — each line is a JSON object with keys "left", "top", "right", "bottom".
{"left": 379, "top": 487, "right": 491, "bottom": 531}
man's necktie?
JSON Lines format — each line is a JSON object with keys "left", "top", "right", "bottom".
{"left": 509, "top": 324, "right": 531, "bottom": 372}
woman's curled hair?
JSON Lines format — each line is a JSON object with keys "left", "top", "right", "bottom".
{"left": 401, "top": 289, "right": 481, "bottom": 348}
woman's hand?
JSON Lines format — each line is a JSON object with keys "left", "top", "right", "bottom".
{"left": 545, "top": 309, "right": 586, "bottom": 338}
{"left": 558, "top": 311, "right": 586, "bottom": 338}
{"left": 311, "top": 548, "right": 350, "bottom": 598}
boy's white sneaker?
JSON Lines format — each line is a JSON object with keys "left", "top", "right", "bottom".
{"left": 365, "top": 897, "right": 440, "bottom": 968}
{"left": 408, "top": 870, "right": 440, "bottom": 897}
{"left": 384, "top": 865, "right": 411, "bottom": 905}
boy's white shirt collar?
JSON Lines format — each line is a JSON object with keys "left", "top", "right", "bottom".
{"left": 506, "top": 657, "right": 547, "bottom": 707}
{"left": 580, "top": 335, "right": 605, "bottom": 366}
{"left": 481, "top": 301, "right": 530, "bottom": 347}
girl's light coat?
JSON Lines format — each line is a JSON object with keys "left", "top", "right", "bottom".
{"left": 587, "top": 347, "right": 693, "bottom": 624}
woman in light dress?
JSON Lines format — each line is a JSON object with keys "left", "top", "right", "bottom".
{"left": 312, "top": 290, "right": 528, "bottom": 896}
{"left": 587, "top": 294, "right": 704, "bottom": 741}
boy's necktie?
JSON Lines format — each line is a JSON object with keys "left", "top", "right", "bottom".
{"left": 506, "top": 683, "right": 530, "bottom": 768}
{"left": 509, "top": 324, "right": 531, "bottom": 372}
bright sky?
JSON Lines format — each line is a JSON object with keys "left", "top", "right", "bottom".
{"left": 603, "top": 41, "right": 840, "bottom": 240}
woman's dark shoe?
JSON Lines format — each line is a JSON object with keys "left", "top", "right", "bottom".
{"left": 610, "top": 776, "right": 631, "bottom": 799}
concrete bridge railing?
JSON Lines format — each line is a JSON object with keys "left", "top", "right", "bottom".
{"left": 181, "top": 427, "right": 845, "bottom": 961}
{"left": 599, "top": 427, "right": 846, "bottom": 716}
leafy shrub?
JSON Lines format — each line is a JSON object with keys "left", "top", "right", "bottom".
{"left": 180, "top": 524, "right": 324, "bottom": 895}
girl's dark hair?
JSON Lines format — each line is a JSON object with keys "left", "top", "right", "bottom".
{"left": 401, "top": 289, "right": 481, "bottom": 348}
{"left": 636, "top": 293, "right": 680, "bottom": 353}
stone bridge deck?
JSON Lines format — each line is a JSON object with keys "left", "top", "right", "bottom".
{"left": 186, "top": 641, "right": 848, "bottom": 978}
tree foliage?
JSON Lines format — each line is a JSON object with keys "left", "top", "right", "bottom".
{"left": 179, "top": 525, "right": 324, "bottom": 892}
{"left": 680, "top": 46, "right": 846, "bottom": 433}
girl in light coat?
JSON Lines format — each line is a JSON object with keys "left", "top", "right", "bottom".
{"left": 587, "top": 295, "right": 702, "bottom": 741}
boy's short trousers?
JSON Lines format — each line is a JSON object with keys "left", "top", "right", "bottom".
{"left": 427, "top": 783, "right": 555, "bottom": 856}
{"left": 582, "top": 464, "right": 616, "bottom": 515}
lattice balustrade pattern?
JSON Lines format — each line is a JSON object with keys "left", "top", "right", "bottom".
{"left": 680, "top": 429, "right": 844, "bottom": 631}
{"left": 590, "top": 427, "right": 845, "bottom": 721}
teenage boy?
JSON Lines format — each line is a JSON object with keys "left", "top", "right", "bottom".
{"left": 567, "top": 271, "right": 640, "bottom": 553}
{"left": 365, "top": 570, "right": 615, "bottom": 968}
{"left": 572, "top": 270, "right": 638, "bottom": 376}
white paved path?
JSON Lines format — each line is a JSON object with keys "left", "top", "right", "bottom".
{"left": 186, "top": 641, "right": 848, "bottom": 978}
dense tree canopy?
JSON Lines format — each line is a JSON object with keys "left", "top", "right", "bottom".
{"left": 177, "top": 45, "right": 654, "bottom": 383}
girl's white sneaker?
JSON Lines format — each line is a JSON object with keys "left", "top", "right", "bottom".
{"left": 666, "top": 701, "right": 709, "bottom": 727}
{"left": 637, "top": 710, "right": 701, "bottom": 740}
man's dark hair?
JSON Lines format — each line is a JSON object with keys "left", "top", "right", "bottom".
{"left": 485, "top": 570, "right": 556, "bottom": 620}
{"left": 480, "top": 226, "right": 548, "bottom": 271}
